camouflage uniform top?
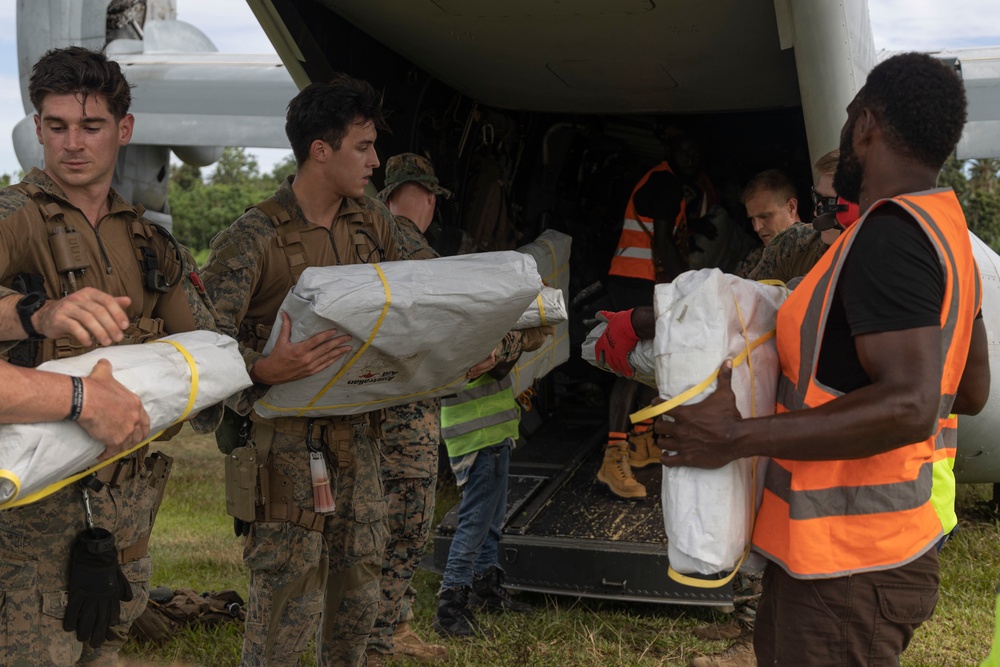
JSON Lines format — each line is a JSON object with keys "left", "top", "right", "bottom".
{"left": 733, "top": 244, "right": 764, "bottom": 279}
{"left": 745, "top": 222, "right": 829, "bottom": 284}
{"left": 0, "top": 168, "right": 218, "bottom": 341}
{"left": 200, "top": 177, "right": 399, "bottom": 412}
{"left": 0, "top": 169, "right": 222, "bottom": 431}
{"left": 392, "top": 215, "right": 439, "bottom": 261}
{"left": 381, "top": 214, "right": 441, "bottom": 477}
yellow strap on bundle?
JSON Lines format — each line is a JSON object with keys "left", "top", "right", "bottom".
{"left": 0, "top": 338, "right": 199, "bottom": 509}
{"left": 536, "top": 293, "right": 548, "bottom": 326}
{"left": 296, "top": 263, "right": 392, "bottom": 417}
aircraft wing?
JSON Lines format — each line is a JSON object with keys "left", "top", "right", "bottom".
{"left": 118, "top": 53, "right": 299, "bottom": 149}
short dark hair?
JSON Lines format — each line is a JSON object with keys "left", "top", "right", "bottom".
{"left": 285, "top": 73, "right": 389, "bottom": 165}
{"left": 858, "top": 52, "right": 966, "bottom": 170}
{"left": 29, "top": 46, "right": 133, "bottom": 120}
{"left": 742, "top": 168, "right": 797, "bottom": 205}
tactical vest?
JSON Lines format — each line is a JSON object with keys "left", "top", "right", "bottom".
{"left": 755, "top": 189, "right": 981, "bottom": 578}
{"left": 440, "top": 374, "right": 519, "bottom": 458}
{"left": 608, "top": 161, "right": 687, "bottom": 282}
{"left": 3, "top": 182, "right": 183, "bottom": 366}
{"left": 237, "top": 196, "right": 389, "bottom": 353}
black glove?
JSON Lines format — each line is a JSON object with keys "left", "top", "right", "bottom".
{"left": 63, "top": 528, "right": 133, "bottom": 648}
{"left": 234, "top": 517, "right": 252, "bottom": 537}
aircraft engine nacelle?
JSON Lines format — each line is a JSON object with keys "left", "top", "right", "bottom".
{"left": 955, "top": 232, "right": 1000, "bottom": 483}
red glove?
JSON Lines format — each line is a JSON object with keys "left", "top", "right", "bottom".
{"left": 595, "top": 309, "right": 639, "bottom": 377}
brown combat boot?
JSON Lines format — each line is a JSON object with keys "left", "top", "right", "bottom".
{"left": 394, "top": 621, "right": 448, "bottom": 662}
{"left": 690, "top": 639, "right": 756, "bottom": 667}
{"left": 628, "top": 419, "right": 660, "bottom": 469}
{"left": 597, "top": 439, "right": 646, "bottom": 499}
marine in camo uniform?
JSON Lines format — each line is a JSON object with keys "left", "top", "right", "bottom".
{"left": 200, "top": 76, "right": 399, "bottom": 667}
{"left": 366, "top": 154, "right": 453, "bottom": 664}
{"left": 0, "top": 47, "right": 221, "bottom": 667}
{"left": 731, "top": 169, "right": 801, "bottom": 282}
{"left": 744, "top": 221, "right": 828, "bottom": 284}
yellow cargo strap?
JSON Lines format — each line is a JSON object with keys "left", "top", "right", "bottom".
{"left": 0, "top": 338, "right": 199, "bottom": 509}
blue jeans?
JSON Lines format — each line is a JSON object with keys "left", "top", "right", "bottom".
{"left": 440, "top": 438, "right": 513, "bottom": 590}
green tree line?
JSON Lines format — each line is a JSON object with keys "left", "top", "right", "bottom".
{"left": 169, "top": 147, "right": 295, "bottom": 264}
{"left": 940, "top": 156, "right": 1000, "bottom": 250}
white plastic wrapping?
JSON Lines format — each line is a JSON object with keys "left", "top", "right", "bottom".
{"left": 652, "top": 269, "right": 787, "bottom": 575}
{"left": 514, "top": 286, "right": 568, "bottom": 329}
{"left": 255, "top": 252, "right": 544, "bottom": 418}
{"left": 0, "top": 331, "right": 252, "bottom": 508}
{"left": 511, "top": 230, "right": 572, "bottom": 396}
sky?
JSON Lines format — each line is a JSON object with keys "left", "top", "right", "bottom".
{"left": 0, "top": 0, "right": 998, "bottom": 178}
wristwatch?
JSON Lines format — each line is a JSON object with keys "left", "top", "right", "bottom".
{"left": 16, "top": 291, "right": 47, "bottom": 340}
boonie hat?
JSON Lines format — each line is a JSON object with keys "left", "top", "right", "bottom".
{"left": 378, "top": 153, "right": 452, "bottom": 202}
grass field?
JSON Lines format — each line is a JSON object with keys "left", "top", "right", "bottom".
{"left": 121, "top": 426, "right": 1000, "bottom": 666}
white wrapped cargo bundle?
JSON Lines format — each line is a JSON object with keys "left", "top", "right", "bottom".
{"left": 254, "top": 251, "right": 544, "bottom": 418}
{"left": 637, "top": 269, "right": 787, "bottom": 576}
{"left": 514, "top": 286, "right": 568, "bottom": 329}
{"left": 581, "top": 318, "right": 657, "bottom": 388}
{"left": 0, "top": 331, "right": 251, "bottom": 508}
{"left": 511, "top": 230, "right": 572, "bottom": 396}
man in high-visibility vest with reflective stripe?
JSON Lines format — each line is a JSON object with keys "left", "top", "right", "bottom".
{"left": 600, "top": 136, "right": 717, "bottom": 499}
{"left": 654, "top": 53, "right": 990, "bottom": 666}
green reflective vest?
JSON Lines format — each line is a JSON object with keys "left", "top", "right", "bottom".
{"left": 440, "top": 374, "right": 519, "bottom": 458}
{"left": 931, "top": 415, "right": 959, "bottom": 535}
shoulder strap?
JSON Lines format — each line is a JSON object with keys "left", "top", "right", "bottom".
{"left": 251, "top": 197, "right": 308, "bottom": 283}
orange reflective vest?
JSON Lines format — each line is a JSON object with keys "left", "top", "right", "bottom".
{"left": 608, "top": 162, "right": 686, "bottom": 281}
{"left": 754, "top": 189, "right": 981, "bottom": 578}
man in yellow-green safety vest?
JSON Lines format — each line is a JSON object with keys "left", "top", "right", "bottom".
{"left": 432, "top": 327, "right": 551, "bottom": 638}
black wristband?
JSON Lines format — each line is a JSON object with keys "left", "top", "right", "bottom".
{"left": 16, "top": 291, "right": 46, "bottom": 340}
{"left": 67, "top": 376, "right": 84, "bottom": 422}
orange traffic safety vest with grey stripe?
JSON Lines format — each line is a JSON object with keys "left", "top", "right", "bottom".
{"left": 608, "top": 161, "right": 686, "bottom": 281}
{"left": 754, "top": 189, "right": 981, "bottom": 578}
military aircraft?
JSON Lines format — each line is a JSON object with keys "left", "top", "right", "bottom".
{"left": 15, "top": 0, "right": 1000, "bottom": 605}
{"left": 241, "top": 0, "right": 1000, "bottom": 605}
{"left": 13, "top": 0, "right": 298, "bottom": 227}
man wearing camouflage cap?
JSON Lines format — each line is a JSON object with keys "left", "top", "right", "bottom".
{"left": 367, "top": 153, "right": 451, "bottom": 664}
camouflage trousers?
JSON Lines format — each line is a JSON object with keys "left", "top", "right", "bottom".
{"left": 241, "top": 424, "right": 388, "bottom": 667}
{"left": 367, "top": 441, "right": 439, "bottom": 657}
{"left": 0, "top": 456, "right": 158, "bottom": 667}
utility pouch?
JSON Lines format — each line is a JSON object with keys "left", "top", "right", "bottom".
{"left": 215, "top": 406, "right": 249, "bottom": 455}
{"left": 225, "top": 446, "right": 259, "bottom": 522}
{"left": 324, "top": 424, "right": 354, "bottom": 470}
{"left": 145, "top": 451, "right": 173, "bottom": 528}
{"left": 49, "top": 226, "right": 90, "bottom": 275}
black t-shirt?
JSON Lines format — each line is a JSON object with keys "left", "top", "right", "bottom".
{"left": 815, "top": 204, "right": 945, "bottom": 393}
{"left": 631, "top": 168, "right": 684, "bottom": 225}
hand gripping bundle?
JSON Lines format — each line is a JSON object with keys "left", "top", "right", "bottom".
{"left": 254, "top": 251, "right": 544, "bottom": 418}
{"left": 630, "top": 269, "right": 787, "bottom": 580}
{"left": 0, "top": 331, "right": 252, "bottom": 508}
